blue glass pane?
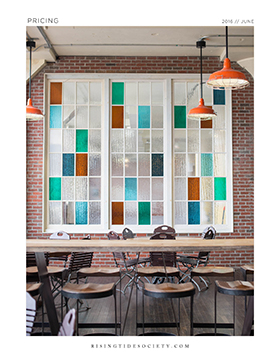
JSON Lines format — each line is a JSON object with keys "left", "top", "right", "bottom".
{"left": 138, "top": 106, "right": 150, "bottom": 128}
{"left": 213, "top": 89, "right": 225, "bottom": 105}
{"left": 152, "top": 154, "right": 164, "bottom": 176}
{"left": 125, "top": 178, "right": 137, "bottom": 200}
{"left": 188, "top": 202, "right": 200, "bottom": 224}
{"left": 201, "top": 154, "right": 213, "bottom": 176}
{"left": 50, "top": 106, "right": 62, "bottom": 128}
{"left": 75, "top": 202, "right": 88, "bottom": 224}
{"left": 63, "top": 154, "right": 74, "bottom": 176}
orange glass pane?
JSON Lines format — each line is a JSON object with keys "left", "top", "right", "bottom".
{"left": 112, "top": 202, "right": 124, "bottom": 224}
{"left": 188, "top": 178, "right": 200, "bottom": 200}
{"left": 76, "top": 154, "right": 88, "bottom": 176}
{"left": 112, "top": 106, "right": 124, "bottom": 128}
{"left": 201, "top": 119, "right": 212, "bottom": 129}
{"left": 50, "top": 82, "right": 62, "bottom": 104}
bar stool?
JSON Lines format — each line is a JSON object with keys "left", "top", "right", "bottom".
{"left": 240, "top": 264, "right": 254, "bottom": 313}
{"left": 215, "top": 280, "right": 254, "bottom": 335}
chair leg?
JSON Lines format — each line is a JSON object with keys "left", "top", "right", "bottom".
{"left": 190, "top": 294, "right": 194, "bottom": 336}
{"left": 214, "top": 283, "right": 217, "bottom": 335}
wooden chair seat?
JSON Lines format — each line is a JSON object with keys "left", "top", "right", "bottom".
{"left": 215, "top": 280, "right": 254, "bottom": 296}
{"left": 26, "top": 265, "right": 67, "bottom": 276}
{"left": 78, "top": 267, "right": 120, "bottom": 277}
{"left": 62, "top": 282, "right": 115, "bottom": 299}
{"left": 241, "top": 264, "right": 254, "bottom": 273}
{"left": 144, "top": 281, "right": 195, "bottom": 299}
{"left": 191, "top": 266, "right": 235, "bottom": 277}
{"left": 26, "top": 282, "right": 42, "bottom": 296}
{"left": 137, "top": 266, "right": 179, "bottom": 277}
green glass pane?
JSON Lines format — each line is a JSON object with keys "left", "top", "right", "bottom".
{"left": 201, "top": 154, "right": 213, "bottom": 176}
{"left": 214, "top": 177, "right": 226, "bottom": 200}
{"left": 174, "top": 106, "right": 186, "bottom": 128}
{"left": 112, "top": 82, "right": 124, "bottom": 105}
{"left": 139, "top": 202, "right": 151, "bottom": 225}
{"left": 49, "top": 177, "right": 61, "bottom": 200}
{"left": 76, "top": 130, "right": 88, "bottom": 152}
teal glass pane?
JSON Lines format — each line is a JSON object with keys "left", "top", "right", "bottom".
{"left": 174, "top": 106, "right": 186, "bottom": 128}
{"left": 49, "top": 177, "right": 61, "bottom": 200}
{"left": 139, "top": 202, "right": 151, "bottom": 225}
{"left": 76, "top": 130, "right": 88, "bottom": 152}
{"left": 214, "top": 177, "right": 226, "bottom": 200}
{"left": 63, "top": 154, "right": 74, "bottom": 176}
{"left": 112, "top": 82, "right": 124, "bottom": 105}
{"left": 50, "top": 106, "right": 62, "bottom": 128}
{"left": 75, "top": 201, "right": 88, "bottom": 224}
{"left": 201, "top": 154, "right": 213, "bottom": 176}
{"left": 188, "top": 202, "right": 200, "bottom": 224}
{"left": 213, "top": 89, "right": 225, "bottom": 105}
{"left": 138, "top": 106, "right": 150, "bottom": 128}
{"left": 152, "top": 154, "right": 164, "bottom": 176}
{"left": 125, "top": 178, "right": 137, "bottom": 200}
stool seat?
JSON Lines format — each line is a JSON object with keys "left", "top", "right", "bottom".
{"left": 241, "top": 264, "right": 254, "bottom": 273}
{"left": 144, "top": 282, "right": 195, "bottom": 299}
{"left": 137, "top": 266, "right": 179, "bottom": 277}
{"left": 192, "top": 266, "right": 234, "bottom": 276}
{"left": 26, "top": 266, "right": 67, "bottom": 276}
{"left": 62, "top": 282, "right": 115, "bottom": 299}
{"left": 78, "top": 267, "right": 120, "bottom": 277}
{"left": 215, "top": 280, "right": 254, "bottom": 296}
{"left": 26, "top": 282, "right": 42, "bottom": 296}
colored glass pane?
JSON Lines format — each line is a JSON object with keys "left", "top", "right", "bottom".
{"left": 201, "top": 154, "right": 213, "bottom": 176}
{"left": 50, "top": 106, "right": 62, "bottom": 128}
{"left": 76, "top": 154, "right": 88, "bottom": 176}
{"left": 174, "top": 106, "right": 186, "bottom": 128}
{"left": 75, "top": 202, "right": 88, "bottom": 224}
{"left": 125, "top": 178, "right": 137, "bottom": 200}
{"left": 49, "top": 177, "right": 61, "bottom": 200}
{"left": 188, "top": 202, "right": 200, "bottom": 224}
{"left": 138, "top": 106, "right": 150, "bottom": 128}
{"left": 188, "top": 178, "right": 200, "bottom": 200}
{"left": 152, "top": 154, "right": 164, "bottom": 176}
{"left": 214, "top": 177, "right": 226, "bottom": 200}
{"left": 139, "top": 202, "right": 151, "bottom": 225}
{"left": 201, "top": 119, "right": 212, "bottom": 129}
{"left": 112, "top": 82, "right": 124, "bottom": 105}
{"left": 213, "top": 89, "right": 225, "bottom": 105}
{"left": 50, "top": 82, "right": 62, "bottom": 104}
{"left": 76, "top": 130, "right": 88, "bottom": 152}
{"left": 112, "top": 202, "right": 124, "bottom": 224}
{"left": 112, "top": 106, "right": 124, "bottom": 128}
{"left": 63, "top": 154, "right": 74, "bottom": 176}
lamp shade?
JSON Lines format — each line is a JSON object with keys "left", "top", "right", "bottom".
{"left": 207, "top": 58, "right": 249, "bottom": 90}
{"left": 26, "top": 98, "right": 44, "bottom": 120}
{"left": 188, "top": 98, "right": 217, "bottom": 119}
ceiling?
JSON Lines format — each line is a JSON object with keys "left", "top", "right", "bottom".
{"left": 26, "top": 26, "right": 254, "bottom": 78}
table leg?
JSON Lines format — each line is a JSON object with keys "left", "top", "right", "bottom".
{"left": 241, "top": 295, "right": 254, "bottom": 336}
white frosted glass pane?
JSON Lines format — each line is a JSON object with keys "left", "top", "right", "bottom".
{"left": 174, "top": 83, "right": 186, "bottom": 104}
{"left": 63, "top": 129, "right": 74, "bottom": 152}
{"left": 112, "top": 154, "right": 123, "bottom": 176}
{"left": 62, "top": 202, "right": 74, "bottom": 224}
{"left": 76, "top": 106, "right": 88, "bottom": 128}
{"left": 111, "top": 130, "right": 123, "bottom": 153}
{"left": 125, "top": 154, "right": 137, "bottom": 176}
{"left": 125, "top": 202, "right": 137, "bottom": 224}
{"left": 151, "top": 82, "right": 163, "bottom": 105}
{"left": 63, "top": 82, "right": 75, "bottom": 104}
{"left": 152, "top": 130, "right": 163, "bottom": 152}
{"left": 89, "top": 82, "right": 101, "bottom": 104}
{"left": 213, "top": 106, "right": 225, "bottom": 129}
{"left": 89, "top": 178, "right": 101, "bottom": 200}
{"left": 188, "top": 130, "right": 199, "bottom": 152}
{"left": 49, "top": 154, "right": 61, "bottom": 176}
{"left": 125, "top": 83, "right": 137, "bottom": 105}
{"left": 175, "top": 202, "right": 186, "bottom": 224}
{"left": 214, "top": 154, "right": 226, "bottom": 176}
{"left": 89, "top": 106, "right": 101, "bottom": 128}
{"left": 77, "top": 82, "right": 88, "bottom": 104}
{"left": 174, "top": 130, "right": 186, "bottom": 152}
{"left": 202, "top": 83, "right": 212, "bottom": 105}
{"left": 187, "top": 82, "right": 199, "bottom": 112}
{"left": 201, "top": 202, "right": 213, "bottom": 224}
{"left": 174, "top": 154, "right": 186, "bottom": 176}
{"left": 125, "top": 106, "right": 137, "bottom": 128}
{"left": 175, "top": 178, "right": 186, "bottom": 200}
{"left": 201, "top": 130, "right": 212, "bottom": 152}
{"left": 139, "top": 82, "right": 150, "bottom": 105}
{"left": 112, "top": 178, "right": 123, "bottom": 200}
{"left": 152, "top": 178, "right": 163, "bottom": 200}
{"left": 75, "top": 178, "right": 88, "bottom": 200}
{"left": 201, "top": 178, "right": 213, "bottom": 200}
{"left": 49, "top": 202, "right": 61, "bottom": 224}
{"left": 187, "top": 154, "right": 199, "bottom": 176}
{"left": 152, "top": 202, "right": 164, "bottom": 225}
{"left": 214, "top": 202, "right": 226, "bottom": 224}
{"left": 89, "top": 202, "right": 101, "bottom": 224}
{"left": 151, "top": 106, "right": 163, "bottom": 128}
{"left": 188, "top": 118, "right": 199, "bottom": 129}
{"left": 89, "top": 130, "right": 101, "bottom": 152}
{"left": 125, "top": 129, "right": 137, "bottom": 152}
{"left": 62, "top": 178, "right": 74, "bottom": 200}
{"left": 138, "top": 130, "right": 150, "bottom": 152}
{"left": 214, "top": 130, "right": 226, "bottom": 152}
{"left": 138, "top": 154, "right": 150, "bottom": 176}
{"left": 63, "top": 106, "right": 75, "bottom": 128}
{"left": 138, "top": 178, "right": 150, "bottom": 200}
{"left": 50, "top": 130, "right": 61, "bottom": 152}
{"left": 89, "top": 154, "right": 101, "bottom": 176}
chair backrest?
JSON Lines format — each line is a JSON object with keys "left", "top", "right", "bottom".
{"left": 26, "top": 252, "right": 49, "bottom": 267}
{"left": 149, "top": 225, "right": 177, "bottom": 266}
{"left": 58, "top": 309, "right": 76, "bottom": 336}
{"left": 68, "top": 252, "right": 93, "bottom": 274}
{"left": 198, "top": 226, "right": 217, "bottom": 260}
{"left": 26, "top": 292, "right": 36, "bottom": 336}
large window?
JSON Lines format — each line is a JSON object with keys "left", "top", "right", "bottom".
{"left": 44, "top": 74, "right": 232, "bottom": 233}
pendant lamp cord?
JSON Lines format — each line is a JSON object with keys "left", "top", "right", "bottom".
{"left": 28, "top": 43, "right": 32, "bottom": 100}
{"left": 200, "top": 44, "right": 203, "bottom": 99}
{"left": 225, "top": 26, "right": 228, "bottom": 59}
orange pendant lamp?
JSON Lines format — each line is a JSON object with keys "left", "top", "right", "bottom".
{"left": 188, "top": 40, "right": 217, "bottom": 120}
{"left": 26, "top": 40, "right": 44, "bottom": 120}
{"left": 207, "top": 26, "right": 249, "bottom": 90}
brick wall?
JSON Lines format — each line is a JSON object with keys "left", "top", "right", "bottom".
{"left": 26, "top": 56, "right": 254, "bottom": 267}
